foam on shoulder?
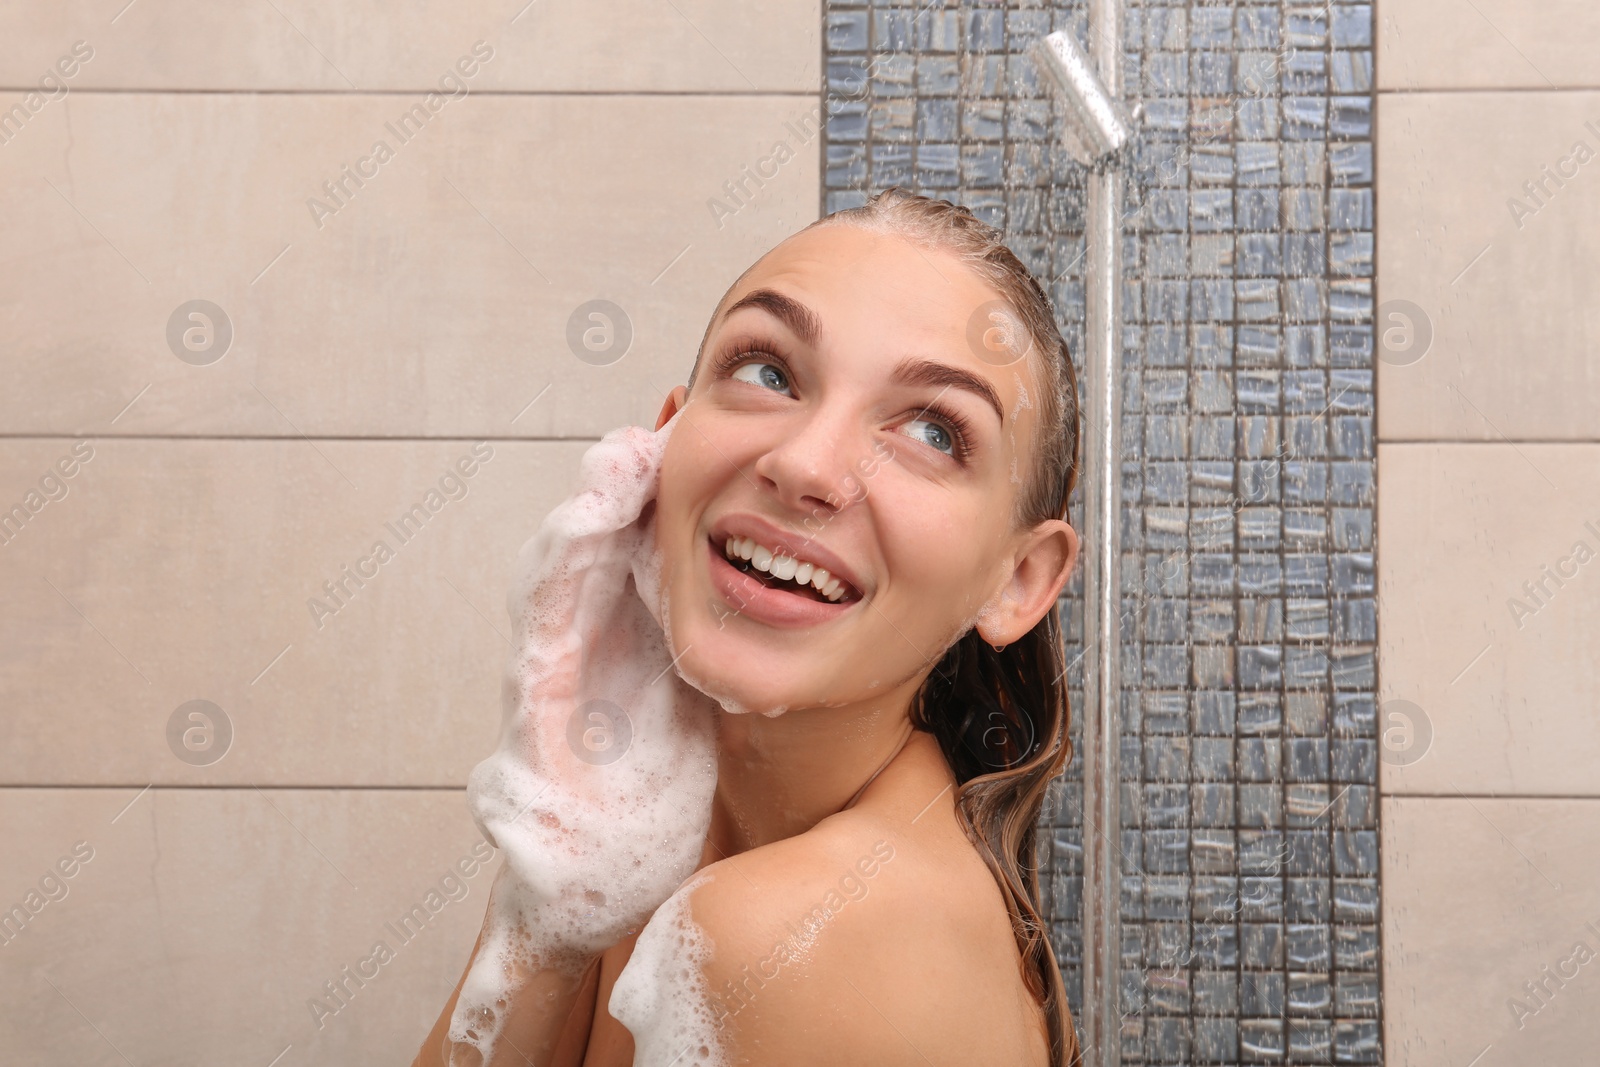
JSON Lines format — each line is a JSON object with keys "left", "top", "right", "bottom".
{"left": 608, "top": 870, "right": 728, "bottom": 1067}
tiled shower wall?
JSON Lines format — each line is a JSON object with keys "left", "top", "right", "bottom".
{"left": 822, "top": 2, "right": 1381, "bottom": 1063}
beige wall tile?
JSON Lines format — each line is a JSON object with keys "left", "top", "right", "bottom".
{"left": 1377, "top": 91, "right": 1600, "bottom": 441}
{"left": 0, "top": 6, "right": 822, "bottom": 1065}
{"left": 1377, "top": 443, "right": 1600, "bottom": 795}
{"left": 0, "top": 0, "right": 818, "bottom": 91}
{"left": 1378, "top": 0, "right": 1600, "bottom": 90}
{"left": 0, "top": 91, "right": 820, "bottom": 437}
{"left": 1382, "top": 797, "right": 1600, "bottom": 1067}
{"left": 0, "top": 437, "right": 607, "bottom": 786}
{"left": 0, "top": 787, "right": 495, "bottom": 1065}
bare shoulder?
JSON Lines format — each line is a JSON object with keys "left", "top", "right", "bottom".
{"left": 680, "top": 807, "right": 1049, "bottom": 1067}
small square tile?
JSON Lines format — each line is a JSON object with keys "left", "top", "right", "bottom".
{"left": 827, "top": 10, "right": 869, "bottom": 51}
{"left": 1241, "top": 976, "right": 1287, "bottom": 1018}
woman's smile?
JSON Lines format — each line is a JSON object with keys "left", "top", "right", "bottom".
{"left": 701, "top": 510, "right": 868, "bottom": 626}
{"left": 705, "top": 533, "right": 858, "bottom": 627}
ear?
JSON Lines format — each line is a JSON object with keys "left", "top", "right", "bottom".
{"left": 655, "top": 384, "right": 688, "bottom": 431}
{"left": 976, "top": 518, "right": 1081, "bottom": 646}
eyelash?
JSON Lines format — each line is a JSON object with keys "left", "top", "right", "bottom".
{"left": 708, "top": 342, "right": 976, "bottom": 463}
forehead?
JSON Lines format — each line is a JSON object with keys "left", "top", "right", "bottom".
{"left": 734, "top": 223, "right": 1002, "bottom": 332}
{"left": 708, "top": 222, "right": 1046, "bottom": 434}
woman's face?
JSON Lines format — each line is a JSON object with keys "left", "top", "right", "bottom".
{"left": 651, "top": 223, "right": 1077, "bottom": 716}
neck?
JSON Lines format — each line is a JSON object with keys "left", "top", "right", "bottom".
{"left": 705, "top": 685, "right": 922, "bottom": 858}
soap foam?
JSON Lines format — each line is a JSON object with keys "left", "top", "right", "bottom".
{"left": 1007, "top": 372, "right": 1032, "bottom": 487}
{"left": 608, "top": 870, "right": 728, "bottom": 1067}
{"left": 447, "top": 417, "right": 720, "bottom": 1064}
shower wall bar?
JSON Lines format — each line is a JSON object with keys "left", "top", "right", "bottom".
{"left": 1025, "top": 17, "right": 1133, "bottom": 1067}
{"left": 1078, "top": 3, "right": 1127, "bottom": 1063}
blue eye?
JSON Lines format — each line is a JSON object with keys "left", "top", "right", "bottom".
{"left": 731, "top": 361, "right": 792, "bottom": 396}
{"left": 899, "top": 417, "right": 954, "bottom": 455}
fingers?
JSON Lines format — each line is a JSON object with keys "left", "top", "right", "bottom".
{"left": 500, "top": 421, "right": 671, "bottom": 703}
{"left": 558, "top": 423, "right": 667, "bottom": 536}
{"left": 510, "top": 422, "right": 668, "bottom": 609}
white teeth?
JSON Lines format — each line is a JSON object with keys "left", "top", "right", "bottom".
{"left": 718, "top": 535, "right": 853, "bottom": 602}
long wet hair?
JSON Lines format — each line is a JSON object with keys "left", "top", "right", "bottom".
{"left": 693, "top": 187, "right": 1084, "bottom": 1065}
{"left": 832, "top": 188, "right": 1083, "bottom": 1067}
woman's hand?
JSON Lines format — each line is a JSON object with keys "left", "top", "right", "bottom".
{"left": 442, "top": 412, "right": 718, "bottom": 1064}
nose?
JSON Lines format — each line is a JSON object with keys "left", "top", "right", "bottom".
{"left": 751, "top": 406, "right": 874, "bottom": 523}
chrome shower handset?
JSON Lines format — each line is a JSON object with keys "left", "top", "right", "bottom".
{"left": 1027, "top": 31, "right": 1137, "bottom": 166}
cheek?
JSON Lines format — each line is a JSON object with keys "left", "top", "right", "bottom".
{"left": 662, "top": 405, "right": 731, "bottom": 486}
{"left": 874, "top": 489, "right": 996, "bottom": 615}
{"left": 655, "top": 419, "right": 733, "bottom": 586}
{"left": 655, "top": 446, "right": 697, "bottom": 565}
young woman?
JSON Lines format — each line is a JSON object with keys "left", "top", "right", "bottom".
{"left": 416, "top": 187, "right": 1085, "bottom": 1067}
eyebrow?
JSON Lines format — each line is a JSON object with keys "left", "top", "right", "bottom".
{"left": 889, "top": 357, "right": 1005, "bottom": 427}
{"left": 719, "top": 287, "right": 1007, "bottom": 426}
{"left": 721, "top": 287, "right": 821, "bottom": 346}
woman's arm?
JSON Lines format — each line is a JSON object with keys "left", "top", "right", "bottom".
{"left": 424, "top": 418, "right": 716, "bottom": 1063}
{"left": 412, "top": 910, "right": 603, "bottom": 1067}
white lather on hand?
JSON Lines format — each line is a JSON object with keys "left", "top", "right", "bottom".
{"left": 448, "top": 412, "right": 719, "bottom": 1065}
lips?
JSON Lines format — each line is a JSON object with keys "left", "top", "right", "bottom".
{"left": 699, "top": 512, "right": 869, "bottom": 629}
{"left": 705, "top": 537, "right": 857, "bottom": 627}
{"left": 706, "top": 513, "right": 866, "bottom": 602}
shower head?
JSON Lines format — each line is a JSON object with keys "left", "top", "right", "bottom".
{"left": 1027, "top": 30, "right": 1134, "bottom": 166}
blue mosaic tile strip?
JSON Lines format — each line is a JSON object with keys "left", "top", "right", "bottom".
{"left": 824, "top": 1, "right": 1380, "bottom": 1063}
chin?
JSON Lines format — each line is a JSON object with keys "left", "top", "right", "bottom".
{"left": 672, "top": 615, "right": 905, "bottom": 722}
{"left": 653, "top": 521, "right": 874, "bottom": 717}
{"left": 669, "top": 631, "right": 796, "bottom": 718}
